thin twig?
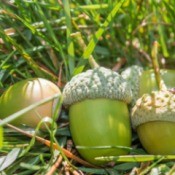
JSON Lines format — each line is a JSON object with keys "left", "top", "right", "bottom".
{"left": 128, "top": 41, "right": 151, "bottom": 62}
{"left": 63, "top": 161, "right": 71, "bottom": 175}
{"left": 46, "top": 155, "right": 63, "bottom": 175}
{"left": 72, "top": 170, "right": 82, "bottom": 175}
{"left": 112, "top": 58, "right": 127, "bottom": 71}
{"left": 57, "top": 62, "right": 65, "bottom": 88}
{"left": 4, "top": 122, "right": 97, "bottom": 168}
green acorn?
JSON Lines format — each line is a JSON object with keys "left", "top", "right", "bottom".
{"left": 0, "top": 78, "right": 61, "bottom": 128}
{"left": 131, "top": 41, "right": 175, "bottom": 155}
{"left": 131, "top": 89, "right": 175, "bottom": 154}
{"left": 63, "top": 67, "right": 132, "bottom": 165}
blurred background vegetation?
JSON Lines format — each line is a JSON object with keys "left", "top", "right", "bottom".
{"left": 1, "top": 0, "right": 175, "bottom": 89}
{"left": 0, "top": 0, "right": 175, "bottom": 174}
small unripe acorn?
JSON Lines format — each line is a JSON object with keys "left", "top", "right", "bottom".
{"left": 131, "top": 90, "right": 175, "bottom": 154}
{"left": 131, "top": 41, "right": 175, "bottom": 155}
{"left": 122, "top": 67, "right": 175, "bottom": 106}
{"left": 63, "top": 67, "right": 132, "bottom": 165}
{"left": 0, "top": 78, "right": 61, "bottom": 128}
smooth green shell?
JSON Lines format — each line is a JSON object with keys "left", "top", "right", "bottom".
{"left": 137, "top": 121, "right": 175, "bottom": 154}
{"left": 69, "top": 98, "right": 132, "bottom": 165}
{"left": 0, "top": 78, "right": 61, "bottom": 128}
{"left": 63, "top": 67, "right": 132, "bottom": 105}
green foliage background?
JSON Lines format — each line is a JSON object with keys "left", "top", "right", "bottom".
{"left": 1, "top": 0, "right": 175, "bottom": 87}
{"left": 0, "top": 0, "right": 175, "bottom": 174}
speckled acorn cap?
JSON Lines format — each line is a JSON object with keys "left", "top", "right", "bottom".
{"left": 121, "top": 65, "right": 143, "bottom": 106}
{"left": 131, "top": 90, "right": 175, "bottom": 129}
{"left": 63, "top": 67, "right": 132, "bottom": 106}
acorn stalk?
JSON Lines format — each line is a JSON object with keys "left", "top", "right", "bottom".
{"left": 151, "top": 41, "right": 166, "bottom": 91}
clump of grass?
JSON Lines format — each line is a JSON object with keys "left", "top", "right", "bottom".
{"left": 0, "top": 0, "right": 175, "bottom": 174}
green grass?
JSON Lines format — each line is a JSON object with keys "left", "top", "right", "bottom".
{"left": 0, "top": 0, "right": 175, "bottom": 174}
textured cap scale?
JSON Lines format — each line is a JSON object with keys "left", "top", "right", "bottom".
{"left": 121, "top": 65, "right": 143, "bottom": 106}
{"left": 131, "top": 90, "right": 175, "bottom": 129}
{"left": 63, "top": 67, "right": 132, "bottom": 105}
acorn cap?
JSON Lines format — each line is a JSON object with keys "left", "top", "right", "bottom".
{"left": 121, "top": 65, "right": 143, "bottom": 106}
{"left": 63, "top": 67, "right": 132, "bottom": 106}
{"left": 131, "top": 90, "right": 175, "bottom": 129}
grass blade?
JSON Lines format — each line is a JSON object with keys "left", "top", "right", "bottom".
{"left": 0, "top": 148, "right": 21, "bottom": 171}
{"left": 0, "top": 94, "right": 60, "bottom": 126}
{"left": 76, "top": 145, "right": 132, "bottom": 151}
{"left": 95, "top": 155, "right": 175, "bottom": 162}
{"left": 0, "top": 28, "right": 57, "bottom": 81}
{"left": 63, "top": 0, "right": 75, "bottom": 77}
{"left": 74, "top": 0, "right": 125, "bottom": 75}
{"left": 3, "top": 122, "right": 96, "bottom": 168}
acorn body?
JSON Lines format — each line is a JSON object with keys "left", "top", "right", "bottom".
{"left": 69, "top": 98, "right": 131, "bottom": 164}
{"left": 137, "top": 121, "right": 175, "bottom": 154}
{"left": 63, "top": 67, "right": 132, "bottom": 165}
{"left": 0, "top": 78, "right": 61, "bottom": 128}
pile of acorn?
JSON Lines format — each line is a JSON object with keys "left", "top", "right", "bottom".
{"left": 0, "top": 54, "right": 175, "bottom": 165}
